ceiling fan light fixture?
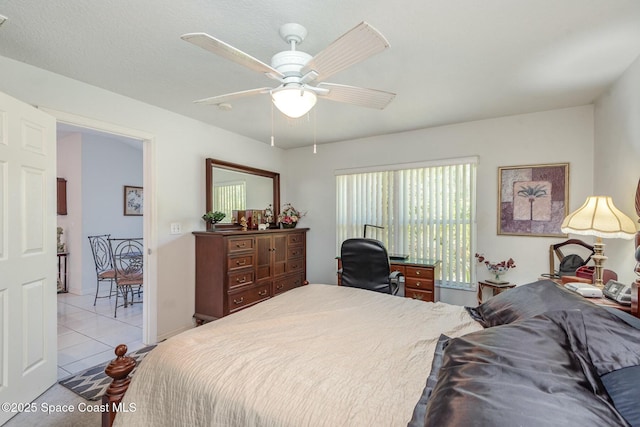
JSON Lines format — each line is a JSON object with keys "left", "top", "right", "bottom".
{"left": 271, "top": 86, "right": 317, "bottom": 119}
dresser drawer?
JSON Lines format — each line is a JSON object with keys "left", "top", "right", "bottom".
{"left": 227, "top": 237, "right": 253, "bottom": 253}
{"left": 228, "top": 270, "right": 254, "bottom": 289}
{"left": 405, "top": 266, "right": 434, "bottom": 279}
{"left": 227, "top": 254, "right": 254, "bottom": 271}
{"left": 405, "top": 277, "right": 434, "bottom": 291}
{"left": 287, "top": 246, "right": 304, "bottom": 259}
{"left": 286, "top": 258, "right": 305, "bottom": 274}
{"left": 405, "top": 287, "right": 434, "bottom": 302}
{"left": 287, "top": 233, "right": 304, "bottom": 246}
{"left": 273, "top": 274, "right": 305, "bottom": 296}
{"left": 228, "top": 283, "right": 271, "bottom": 313}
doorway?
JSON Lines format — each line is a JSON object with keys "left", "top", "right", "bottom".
{"left": 46, "top": 107, "right": 157, "bottom": 374}
{"left": 56, "top": 123, "right": 146, "bottom": 378}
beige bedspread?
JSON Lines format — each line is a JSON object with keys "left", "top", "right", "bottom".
{"left": 115, "top": 284, "right": 482, "bottom": 427}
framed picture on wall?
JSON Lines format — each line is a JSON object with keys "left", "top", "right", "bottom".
{"left": 497, "top": 163, "right": 568, "bottom": 237}
{"left": 124, "top": 185, "right": 143, "bottom": 216}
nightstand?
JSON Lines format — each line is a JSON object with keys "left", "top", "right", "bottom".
{"left": 544, "top": 277, "right": 632, "bottom": 314}
{"left": 477, "top": 280, "right": 516, "bottom": 304}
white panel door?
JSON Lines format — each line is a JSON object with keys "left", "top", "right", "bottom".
{"left": 0, "top": 91, "right": 57, "bottom": 424}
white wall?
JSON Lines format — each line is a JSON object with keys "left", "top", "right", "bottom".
{"left": 284, "top": 106, "right": 595, "bottom": 306}
{"left": 0, "top": 55, "right": 285, "bottom": 341}
{"left": 81, "top": 133, "right": 143, "bottom": 295}
{"left": 594, "top": 55, "right": 640, "bottom": 284}
{"left": 56, "top": 133, "right": 82, "bottom": 293}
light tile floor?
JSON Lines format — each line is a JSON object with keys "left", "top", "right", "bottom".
{"left": 57, "top": 289, "right": 143, "bottom": 380}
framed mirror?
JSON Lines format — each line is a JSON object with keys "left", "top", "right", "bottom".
{"left": 205, "top": 158, "right": 280, "bottom": 229}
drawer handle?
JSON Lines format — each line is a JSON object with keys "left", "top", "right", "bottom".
{"left": 415, "top": 282, "right": 421, "bottom": 287}
{"left": 416, "top": 271, "right": 421, "bottom": 275}
{"left": 236, "top": 276, "right": 247, "bottom": 283}
{"left": 412, "top": 293, "right": 424, "bottom": 300}
{"left": 258, "top": 289, "right": 268, "bottom": 296}
{"left": 236, "top": 260, "right": 246, "bottom": 266}
{"left": 233, "top": 297, "right": 244, "bottom": 305}
{"left": 276, "top": 284, "right": 284, "bottom": 290}
{"left": 236, "top": 242, "right": 246, "bottom": 248}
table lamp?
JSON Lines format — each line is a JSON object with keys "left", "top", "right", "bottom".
{"left": 561, "top": 196, "right": 636, "bottom": 288}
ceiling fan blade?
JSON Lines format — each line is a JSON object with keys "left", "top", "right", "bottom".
{"left": 194, "top": 88, "right": 271, "bottom": 105}
{"left": 301, "top": 22, "right": 390, "bottom": 82}
{"left": 181, "top": 33, "right": 284, "bottom": 80}
{"left": 317, "top": 83, "right": 395, "bottom": 109}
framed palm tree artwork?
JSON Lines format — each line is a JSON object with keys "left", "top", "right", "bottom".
{"left": 497, "top": 163, "right": 569, "bottom": 237}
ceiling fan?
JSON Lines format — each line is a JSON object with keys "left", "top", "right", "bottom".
{"left": 181, "top": 22, "right": 395, "bottom": 119}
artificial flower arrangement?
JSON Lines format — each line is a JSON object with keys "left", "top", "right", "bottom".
{"left": 278, "top": 203, "right": 306, "bottom": 228}
{"left": 475, "top": 253, "right": 516, "bottom": 283}
{"left": 202, "top": 211, "right": 226, "bottom": 224}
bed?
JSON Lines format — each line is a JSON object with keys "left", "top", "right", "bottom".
{"left": 105, "top": 281, "right": 640, "bottom": 427}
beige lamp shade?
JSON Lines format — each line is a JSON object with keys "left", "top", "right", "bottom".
{"left": 561, "top": 196, "right": 636, "bottom": 239}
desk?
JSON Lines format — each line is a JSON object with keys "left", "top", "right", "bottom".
{"left": 336, "top": 257, "right": 441, "bottom": 302}
{"left": 477, "top": 281, "right": 515, "bottom": 304}
{"left": 57, "top": 252, "right": 69, "bottom": 293}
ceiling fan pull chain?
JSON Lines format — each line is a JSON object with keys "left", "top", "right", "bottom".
{"left": 270, "top": 101, "right": 275, "bottom": 147}
{"left": 313, "top": 108, "right": 317, "bottom": 154}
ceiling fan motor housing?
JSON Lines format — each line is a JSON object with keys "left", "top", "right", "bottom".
{"left": 270, "top": 51, "right": 313, "bottom": 79}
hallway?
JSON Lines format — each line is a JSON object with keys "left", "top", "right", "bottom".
{"left": 57, "top": 291, "right": 143, "bottom": 380}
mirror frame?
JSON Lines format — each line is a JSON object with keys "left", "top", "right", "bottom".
{"left": 205, "top": 158, "right": 280, "bottom": 230}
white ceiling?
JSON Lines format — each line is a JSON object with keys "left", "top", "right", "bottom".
{"left": 1, "top": 0, "right": 639, "bottom": 149}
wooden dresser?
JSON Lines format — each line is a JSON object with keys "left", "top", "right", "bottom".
{"left": 337, "top": 257, "right": 441, "bottom": 302}
{"left": 193, "top": 228, "right": 308, "bottom": 322}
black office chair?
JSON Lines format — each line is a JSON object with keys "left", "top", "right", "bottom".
{"left": 340, "top": 238, "right": 402, "bottom": 295}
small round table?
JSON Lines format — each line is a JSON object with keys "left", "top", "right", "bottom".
{"left": 477, "top": 280, "right": 516, "bottom": 304}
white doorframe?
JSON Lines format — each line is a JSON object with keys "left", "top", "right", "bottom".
{"left": 40, "top": 108, "right": 158, "bottom": 345}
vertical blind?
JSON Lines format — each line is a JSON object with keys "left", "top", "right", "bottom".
{"left": 336, "top": 159, "right": 477, "bottom": 288}
{"left": 214, "top": 181, "right": 246, "bottom": 220}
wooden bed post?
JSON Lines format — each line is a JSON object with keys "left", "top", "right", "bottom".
{"left": 102, "top": 344, "right": 136, "bottom": 427}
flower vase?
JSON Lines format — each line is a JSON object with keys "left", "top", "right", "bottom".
{"left": 486, "top": 267, "right": 508, "bottom": 284}
{"left": 282, "top": 222, "right": 297, "bottom": 229}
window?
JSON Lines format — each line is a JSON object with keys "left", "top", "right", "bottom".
{"left": 336, "top": 158, "right": 477, "bottom": 289}
{"left": 214, "top": 181, "right": 246, "bottom": 220}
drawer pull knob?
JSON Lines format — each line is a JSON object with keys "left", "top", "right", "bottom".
{"left": 416, "top": 282, "right": 421, "bottom": 287}
{"left": 258, "top": 289, "right": 268, "bottom": 296}
{"left": 233, "top": 297, "right": 244, "bottom": 305}
{"left": 416, "top": 271, "right": 421, "bottom": 275}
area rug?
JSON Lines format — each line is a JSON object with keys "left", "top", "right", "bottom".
{"left": 59, "top": 345, "right": 155, "bottom": 401}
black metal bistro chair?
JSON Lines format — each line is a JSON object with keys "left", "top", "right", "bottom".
{"left": 88, "top": 234, "right": 117, "bottom": 306}
{"left": 108, "top": 238, "right": 144, "bottom": 318}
